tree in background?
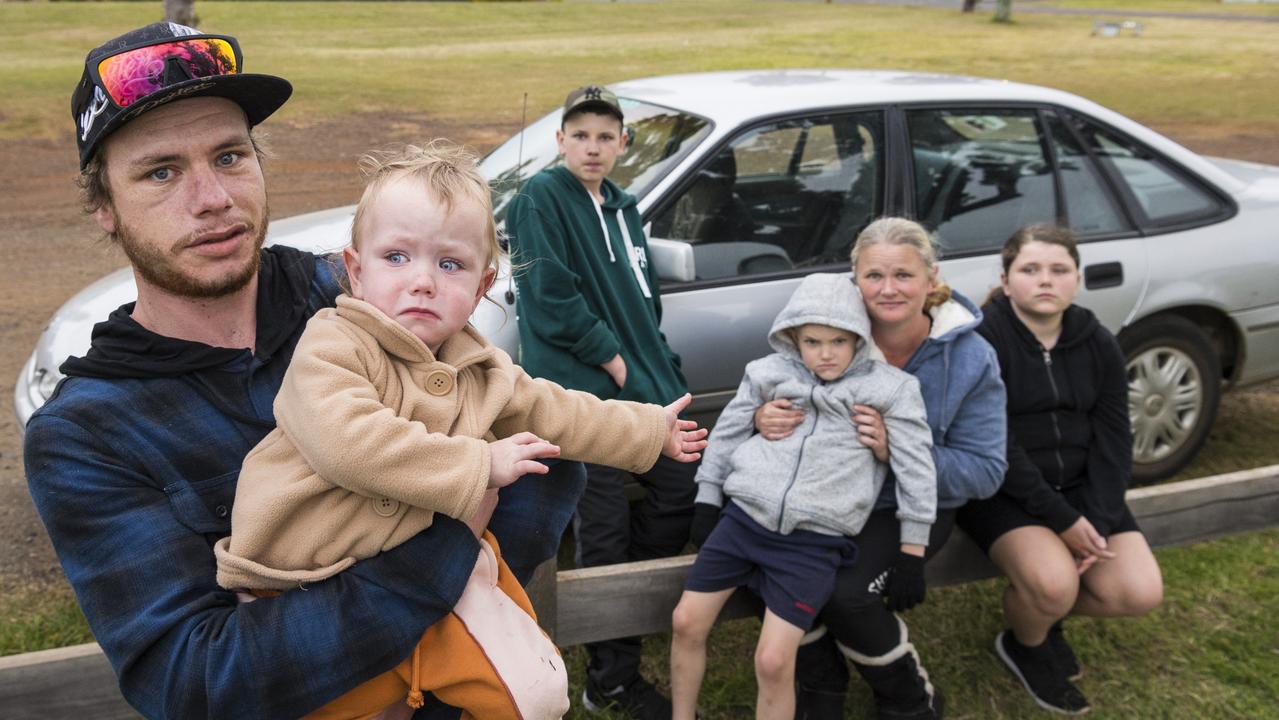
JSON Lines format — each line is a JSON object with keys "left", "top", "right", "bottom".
{"left": 994, "top": 0, "right": 1012, "bottom": 22}
{"left": 164, "top": 0, "right": 199, "bottom": 28}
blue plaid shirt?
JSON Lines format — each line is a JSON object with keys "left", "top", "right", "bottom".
{"left": 24, "top": 247, "right": 582, "bottom": 719}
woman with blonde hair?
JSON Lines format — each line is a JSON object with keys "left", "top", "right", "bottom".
{"left": 753, "top": 217, "right": 1008, "bottom": 719}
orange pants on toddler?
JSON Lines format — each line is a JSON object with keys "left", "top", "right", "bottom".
{"left": 302, "top": 531, "right": 569, "bottom": 720}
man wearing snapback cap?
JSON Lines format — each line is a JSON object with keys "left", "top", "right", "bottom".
{"left": 24, "top": 22, "right": 581, "bottom": 719}
{"left": 506, "top": 86, "right": 697, "bottom": 719}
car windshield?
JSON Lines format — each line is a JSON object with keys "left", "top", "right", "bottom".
{"left": 484, "top": 98, "right": 713, "bottom": 223}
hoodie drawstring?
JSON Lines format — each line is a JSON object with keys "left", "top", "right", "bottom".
{"left": 406, "top": 643, "right": 424, "bottom": 710}
{"left": 615, "top": 208, "right": 652, "bottom": 299}
{"left": 590, "top": 196, "right": 652, "bottom": 299}
{"left": 589, "top": 196, "right": 617, "bottom": 263}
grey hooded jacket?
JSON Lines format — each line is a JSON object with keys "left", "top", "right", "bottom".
{"left": 694, "top": 273, "right": 937, "bottom": 545}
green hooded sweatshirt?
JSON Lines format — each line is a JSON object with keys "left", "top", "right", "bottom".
{"left": 508, "top": 166, "right": 687, "bottom": 404}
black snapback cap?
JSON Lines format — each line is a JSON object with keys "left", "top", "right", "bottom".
{"left": 72, "top": 22, "right": 293, "bottom": 170}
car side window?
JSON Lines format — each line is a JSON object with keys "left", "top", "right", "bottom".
{"left": 1064, "top": 113, "right": 1223, "bottom": 228}
{"left": 907, "top": 108, "right": 1056, "bottom": 256}
{"left": 649, "top": 111, "right": 884, "bottom": 282}
{"left": 1044, "top": 111, "right": 1132, "bottom": 236}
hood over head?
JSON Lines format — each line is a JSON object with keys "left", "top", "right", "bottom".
{"left": 768, "top": 273, "right": 871, "bottom": 359}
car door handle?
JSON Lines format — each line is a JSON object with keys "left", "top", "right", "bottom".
{"left": 1084, "top": 262, "right": 1124, "bottom": 290}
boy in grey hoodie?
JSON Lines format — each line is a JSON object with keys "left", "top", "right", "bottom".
{"left": 669, "top": 273, "right": 936, "bottom": 720}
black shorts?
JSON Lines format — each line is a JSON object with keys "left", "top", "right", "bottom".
{"left": 956, "top": 486, "right": 1141, "bottom": 555}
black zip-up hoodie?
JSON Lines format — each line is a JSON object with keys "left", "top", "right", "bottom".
{"left": 977, "top": 294, "right": 1132, "bottom": 536}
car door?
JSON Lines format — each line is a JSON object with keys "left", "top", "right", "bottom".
{"left": 899, "top": 105, "right": 1147, "bottom": 330}
{"left": 646, "top": 110, "right": 886, "bottom": 427}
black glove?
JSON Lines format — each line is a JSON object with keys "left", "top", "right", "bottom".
{"left": 689, "top": 503, "right": 721, "bottom": 549}
{"left": 884, "top": 551, "right": 927, "bottom": 612}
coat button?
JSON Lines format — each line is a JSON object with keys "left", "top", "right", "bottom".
{"left": 215, "top": 505, "right": 229, "bottom": 518}
{"left": 372, "top": 497, "right": 399, "bottom": 517}
{"left": 425, "top": 370, "right": 453, "bottom": 396}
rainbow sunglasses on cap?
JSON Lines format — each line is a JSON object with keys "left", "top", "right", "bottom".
{"left": 72, "top": 22, "right": 292, "bottom": 170}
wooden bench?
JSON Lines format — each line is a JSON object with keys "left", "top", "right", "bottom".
{"left": 3, "top": 465, "right": 1277, "bottom": 719}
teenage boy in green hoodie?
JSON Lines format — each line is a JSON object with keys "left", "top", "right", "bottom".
{"left": 507, "top": 85, "right": 696, "bottom": 719}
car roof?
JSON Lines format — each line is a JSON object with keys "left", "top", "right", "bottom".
{"left": 611, "top": 69, "right": 1091, "bottom": 124}
{"left": 609, "top": 69, "right": 1246, "bottom": 196}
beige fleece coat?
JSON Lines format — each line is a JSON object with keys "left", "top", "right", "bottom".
{"left": 215, "top": 295, "right": 666, "bottom": 591}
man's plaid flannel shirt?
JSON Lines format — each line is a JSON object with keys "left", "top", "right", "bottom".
{"left": 24, "top": 247, "right": 583, "bottom": 719}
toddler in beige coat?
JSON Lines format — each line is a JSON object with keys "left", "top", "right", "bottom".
{"left": 214, "top": 141, "right": 707, "bottom": 720}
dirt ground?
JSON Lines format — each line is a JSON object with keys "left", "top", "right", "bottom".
{"left": 1, "top": 115, "right": 1276, "bottom": 596}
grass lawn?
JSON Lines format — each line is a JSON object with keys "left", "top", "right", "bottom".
{"left": 1, "top": 1, "right": 1277, "bottom": 141}
{"left": 560, "top": 527, "right": 1279, "bottom": 719}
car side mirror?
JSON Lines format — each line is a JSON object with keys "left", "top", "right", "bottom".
{"left": 648, "top": 238, "right": 695, "bottom": 283}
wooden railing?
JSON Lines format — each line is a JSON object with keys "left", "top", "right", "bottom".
{"left": 3, "top": 465, "right": 1277, "bottom": 719}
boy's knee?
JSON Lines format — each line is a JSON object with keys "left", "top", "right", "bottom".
{"left": 754, "top": 645, "right": 795, "bottom": 685}
{"left": 755, "top": 629, "right": 799, "bottom": 685}
{"left": 671, "top": 602, "right": 711, "bottom": 643}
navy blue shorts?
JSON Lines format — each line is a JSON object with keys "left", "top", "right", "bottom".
{"left": 685, "top": 502, "right": 858, "bottom": 630}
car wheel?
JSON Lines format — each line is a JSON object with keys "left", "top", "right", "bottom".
{"left": 1120, "top": 315, "right": 1221, "bottom": 484}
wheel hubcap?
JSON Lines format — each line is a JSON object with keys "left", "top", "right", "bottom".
{"left": 1127, "top": 346, "right": 1203, "bottom": 465}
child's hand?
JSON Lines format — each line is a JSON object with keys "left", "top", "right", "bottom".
{"left": 488, "top": 433, "right": 560, "bottom": 488}
{"left": 465, "top": 489, "right": 500, "bottom": 539}
{"left": 884, "top": 549, "right": 927, "bottom": 611}
{"left": 1059, "top": 516, "right": 1116, "bottom": 569}
{"left": 663, "top": 393, "right": 708, "bottom": 462}
{"left": 853, "top": 404, "right": 889, "bottom": 463}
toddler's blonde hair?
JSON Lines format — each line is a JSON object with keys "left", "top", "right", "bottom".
{"left": 351, "top": 140, "right": 501, "bottom": 271}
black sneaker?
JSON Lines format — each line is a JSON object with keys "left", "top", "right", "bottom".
{"left": 995, "top": 631, "right": 1090, "bottom": 715}
{"left": 582, "top": 675, "right": 672, "bottom": 720}
{"left": 1047, "top": 622, "right": 1082, "bottom": 681}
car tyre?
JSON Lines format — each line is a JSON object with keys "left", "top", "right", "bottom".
{"left": 1119, "top": 315, "right": 1221, "bottom": 484}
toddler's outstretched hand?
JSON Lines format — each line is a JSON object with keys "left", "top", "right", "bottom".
{"left": 663, "top": 393, "right": 708, "bottom": 462}
{"left": 489, "top": 432, "right": 560, "bottom": 488}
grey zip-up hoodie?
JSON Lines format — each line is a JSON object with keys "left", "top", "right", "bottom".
{"left": 695, "top": 274, "right": 937, "bottom": 545}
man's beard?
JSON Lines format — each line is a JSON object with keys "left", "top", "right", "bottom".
{"left": 114, "top": 210, "right": 270, "bottom": 299}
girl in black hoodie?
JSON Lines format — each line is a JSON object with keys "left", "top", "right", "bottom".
{"left": 959, "top": 224, "right": 1163, "bottom": 715}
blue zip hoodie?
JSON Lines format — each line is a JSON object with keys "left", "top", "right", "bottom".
{"left": 875, "top": 290, "right": 1008, "bottom": 511}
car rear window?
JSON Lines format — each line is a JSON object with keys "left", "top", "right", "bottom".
{"left": 1064, "top": 113, "right": 1225, "bottom": 228}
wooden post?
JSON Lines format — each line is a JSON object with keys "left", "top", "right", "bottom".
{"left": 526, "top": 556, "right": 559, "bottom": 640}
{"left": 0, "top": 644, "right": 137, "bottom": 720}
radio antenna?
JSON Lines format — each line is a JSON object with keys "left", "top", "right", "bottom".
{"left": 504, "top": 91, "right": 528, "bottom": 305}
